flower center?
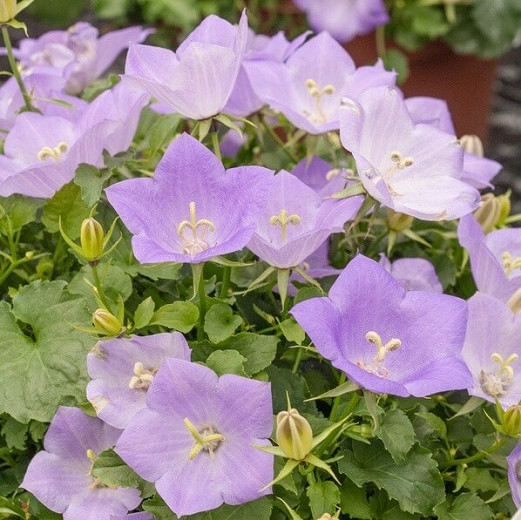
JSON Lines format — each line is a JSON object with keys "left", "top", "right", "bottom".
{"left": 386, "top": 150, "right": 414, "bottom": 177}
{"left": 480, "top": 352, "right": 518, "bottom": 397}
{"left": 184, "top": 418, "right": 225, "bottom": 460}
{"left": 501, "top": 252, "right": 521, "bottom": 276}
{"left": 128, "top": 362, "right": 158, "bottom": 390}
{"left": 270, "top": 209, "right": 301, "bottom": 245}
{"left": 303, "top": 78, "right": 335, "bottom": 125}
{"left": 177, "top": 201, "right": 216, "bottom": 255}
{"left": 356, "top": 331, "right": 402, "bottom": 378}
{"left": 37, "top": 141, "right": 69, "bottom": 162}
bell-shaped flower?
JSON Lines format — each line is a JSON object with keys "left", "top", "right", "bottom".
{"left": 405, "top": 96, "right": 502, "bottom": 189}
{"left": 122, "top": 13, "right": 248, "bottom": 120}
{"left": 106, "top": 133, "right": 273, "bottom": 264}
{"left": 115, "top": 358, "right": 274, "bottom": 517}
{"left": 291, "top": 254, "right": 472, "bottom": 397}
{"left": 247, "top": 170, "right": 360, "bottom": 269}
{"left": 224, "top": 29, "right": 308, "bottom": 117}
{"left": 21, "top": 407, "right": 142, "bottom": 520}
{"left": 14, "top": 22, "right": 151, "bottom": 94}
{"left": 293, "top": 0, "right": 389, "bottom": 43}
{"left": 458, "top": 214, "right": 521, "bottom": 304}
{"left": 462, "top": 293, "right": 521, "bottom": 409}
{"left": 339, "top": 86, "right": 481, "bottom": 220}
{"left": 508, "top": 443, "right": 521, "bottom": 508}
{"left": 0, "top": 84, "right": 146, "bottom": 198}
{"left": 87, "top": 332, "right": 191, "bottom": 429}
{"left": 379, "top": 255, "right": 443, "bottom": 293}
{"left": 249, "top": 31, "right": 395, "bottom": 134}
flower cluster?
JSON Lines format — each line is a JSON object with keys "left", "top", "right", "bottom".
{"left": 0, "top": 5, "right": 519, "bottom": 520}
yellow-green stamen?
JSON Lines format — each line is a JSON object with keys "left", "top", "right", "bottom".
{"left": 184, "top": 418, "right": 225, "bottom": 460}
{"left": 502, "top": 252, "right": 521, "bottom": 276}
{"left": 128, "top": 362, "right": 157, "bottom": 390}
{"left": 177, "top": 201, "right": 216, "bottom": 255}
{"left": 303, "top": 78, "right": 335, "bottom": 125}
{"left": 37, "top": 141, "right": 69, "bottom": 162}
{"left": 356, "top": 331, "right": 402, "bottom": 378}
{"left": 270, "top": 209, "right": 301, "bottom": 244}
{"left": 480, "top": 352, "right": 518, "bottom": 397}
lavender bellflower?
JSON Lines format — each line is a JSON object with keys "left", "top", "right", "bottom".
{"left": 508, "top": 443, "right": 521, "bottom": 508}
{"left": 291, "top": 254, "right": 472, "bottom": 397}
{"left": 115, "top": 358, "right": 274, "bottom": 517}
{"left": 21, "top": 407, "right": 141, "bottom": 520}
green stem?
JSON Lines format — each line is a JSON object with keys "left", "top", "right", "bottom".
{"left": 441, "top": 437, "right": 508, "bottom": 470}
{"left": 91, "top": 263, "right": 111, "bottom": 311}
{"left": 291, "top": 347, "right": 303, "bottom": 374}
{"left": 220, "top": 265, "right": 231, "bottom": 299}
{"left": 261, "top": 118, "right": 298, "bottom": 163}
{"left": 211, "top": 131, "right": 222, "bottom": 161}
{"left": 375, "top": 25, "right": 387, "bottom": 59}
{"left": 1, "top": 26, "right": 35, "bottom": 112}
{"left": 197, "top": 269, "right": 207, "bottom": 341}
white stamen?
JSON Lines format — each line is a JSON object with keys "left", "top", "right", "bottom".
{"left": 480, "top": 352, "right": 518, "bottom": 397}
{"left": 303, "top": 78, "right": 336, "bottom": 125}
{"left": 357, "top": 331, "right": 401, "bottom": 378}
{"left": 37, "top": 141, "right": 69, "bottom": 162}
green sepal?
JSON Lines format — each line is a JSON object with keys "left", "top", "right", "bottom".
{"left": 211, "top": 255, "right": 254, "bottom": 267}
{"left": 306, "top": 380, "right": 359, "bottom": 401}
{"left": 260, "top": 458, "right": 300, "bottom": 491}
{"left": 292, "top": 266, "right": 323, "bottom": 292}
{"left": 252, "top": 444, "right": 288, "bottom": 458}
{"left": 58, "top": 216, "right": 84, "bottom": 256}
{"left": 15, "top": 0, "right": 37, "bottom": 15}
{"left": 311, "top": 415, "right": 351, "bottom": 449}
{"left": 7, "top": 19, "right": 28, "bottom": 35}
{"left": 277, "top": 498, "right": 304, "bottom": 520}
{"left": 277, "top": 268, "right": 290, "bottom": 309}
{"left": 331, "top": 182, "right": 366, "bottom": 199}
{"left": 304, "top": 453, "right": 341, "bottom": 484}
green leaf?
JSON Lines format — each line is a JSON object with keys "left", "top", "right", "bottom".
{"left": 148, "top": 113, "right": 183, "bottom": 150}
{"left": 340, "top": 480, "right": 372, "bottom": 519}
{"left": 382, "top": 49, "right": 410, "bottom": 84}
{"left": 204, "top": 303, "right": 243, "bottom": 343}
{"left": 0, "top": 280, "right": 93, "bottom": 423}
{"left": 306, "top": 481, "right": 340, "bottom": 518}
{"left": 205, "top": 349, "right": 247, "bottom": 376}
{"left": 74, "top": 164, "right": 112, "bottom": 207}
{"left": 433, "top": 493, "right": 494, "bottom": 520}
{"left": 186, "top": 497, "right": 272, "bottom": 520}
{"left": 279, "top": 318, "right": 305, "bottom": 344}
{"left": 92, "top": 448, "right": 144, "bottom": 489}
{"left": 416, "top": 411, "right": 447, "bottom": 438}
{"left": 69, "top": 263, "right": 133, "bottom": 305}
{"left": 0, "top": 195, "right": 44, "bottom": 232}
{"left": 143, "top": 494, "right": 177, "bottom": 520}
{"left": 134, "top": 297, "right": 156, "bottom": 329}
{"left": 42, "top": 182, "right": 90, "bottom": 238}
{"left": 338, "top": 441, "right": 445, "bottom": 515}
{"left": 193, "top": 333, "right": 278, "bottom": 377}
{"left": 1, "top": 415, "right": 27, "bottom": 449}
{"left": 374, "top": 409, "right": 415, "bottom": 463}
{"left": 151, "top": 301, "right": 200, "bottom": 333}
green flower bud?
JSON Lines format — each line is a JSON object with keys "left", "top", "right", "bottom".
{"left": 276, "top": 408, "right": 313, "bottom": 460}
{"left": 80, "top": 218, "right": 104, "bottom": 261}
{"left": 502, "top": 404, "right": 521, "bottom": 436}
{"left": 474, "top": 193, "right": 501, "bottom": 233}
{"left": 0, "top": 0, "right": 16, "bottom": 23}
{"left": 386, "top": 210, "right": 414, "bottom": 232}
{"left": 92, "top": 308, "right": 124, "bottom": 337}
{"left": 459, "top": 134, "right": 484, "bottom": 157}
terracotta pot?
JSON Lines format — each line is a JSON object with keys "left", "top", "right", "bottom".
{"left": 345, "top": 33, "right": 498, "bottom": 142}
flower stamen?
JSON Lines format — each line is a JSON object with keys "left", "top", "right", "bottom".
{"left": 357, "top": 331, "right": 401, "bottom": 378}
{"left": 184, "top": 418, "right": 225, "bottom": 460}
{"left": 128, "top": 362, "right": 158, "bottom": 390}
{"left": 387, "top": 150, "right": 414, "bottom": 177}
{"left": 270, "top": 209, "right": 301, "bottom": 244}
{"left": 37, "top": 141, "right": 69, "bottom": 162}
{"left": 502, "top": 252, "right": 521, "bottom": 276}
{"left": 480, "top": 352, "right": 518, "bottom": 397}
{"left": 303, "top": 78, "right": 335, "bottom": 125}
{"left": 177, "top": 201, "right": 216, "bottom": 255}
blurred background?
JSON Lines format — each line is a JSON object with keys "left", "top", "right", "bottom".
{"left": 13, "top": 0, "right": 521, "bottom": 204}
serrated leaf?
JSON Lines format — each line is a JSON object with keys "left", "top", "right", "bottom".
{"left": 1, "top": 416, "right": 27, "bottom": 450}
{"left": 0, "top": 195, "right": 44, "bottom": 232}
{"left": 150, "top": 301, "right": 199, "bottom": 333}
{"left": 0, "top": 280, "right": 93, "bottom": 422}
{"left": 41, "top": 182, "right": 90, "bottom": 238}
{"left": 433, "top": 493, "right": 494, "bottom": 520}
{"left": 134, "top": 297, "right": 155, "bottom": 329}
{"left": 92, "top": 448, "right": 143, "bottom": 489}
{"left": 204, "top": 303, "right": 243, "bottom": 343}
{"left": 188, "top": 497, "right": 273, "bottom": 520}
{"left": 279, "top": 318, "right": 305, "bottom": 344}
{"left": 373, "top": 409, "right": 415, "bottom": 463}
{"left": 142, "top": 494, "right": 177, "bottom": 520}
{"left": 74, "top": 164, "right": 112, "bottom": 207}
{"left": 340, "top": 480, "right": 372, "bottom": 519}
{"left": 338, "top": 441, "right": 445, "bottom": 515}
{"left": 306, "top": 481, "right": 340, "bottom": 518}
{"left": 205, "top": 349, "right": 246, "bottom": 376}
{"left": 416, "top": 411, "right": 447, "bottom": 438}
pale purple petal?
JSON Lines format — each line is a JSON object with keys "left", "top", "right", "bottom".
{"left": 507, "top": 443, "right": 521, "bottom": 508}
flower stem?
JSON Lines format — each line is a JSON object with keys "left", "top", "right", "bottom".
{"left": 197, "top": 269, "right": 207, "bottom": 341}
{"left": 219, "top": 265, "right": 231, "bottom": 299}
{"left": 261, "top": 117, "right": 298, "bottom": 163}
{"left": 375, "top": 25, "right": 387, "bottom": 59}
{"left": 91, "top": 263, "right": 111, "bottom": 311}
{"left": 1, "top": 25, "right": 35, "bottom": 112}
{"left": 441, "top": 437, "right": 508, "bottom": 470}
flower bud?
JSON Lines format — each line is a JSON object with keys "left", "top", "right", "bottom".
{"left": 386, "top": 210, "right": 413, "bottom": 232}
{"left": 502, "top": 404, "right": 521, "bottom": 436}
{"left": 459, "top": 134, "right": 484, "bottom": 157}
{"left": 474, "top": 193, "right": 501, "bottom": 233}
{"left": 80, "top": 218, "right": 104, "bottom": 261}
{"left": 92, "top": 308, "right": 124, "bottom": 337}
{"left": 0, "top": 0, "right": 16, "bottom": 23}
{"left": 276, "top": 408, "right": 313, "bottom": 460}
